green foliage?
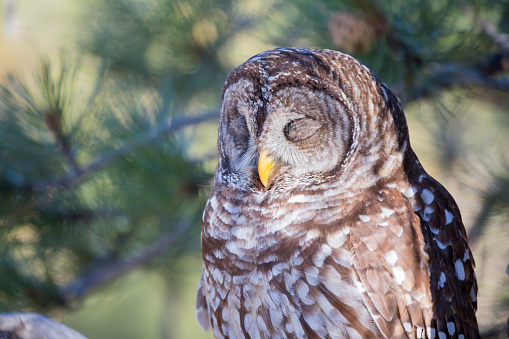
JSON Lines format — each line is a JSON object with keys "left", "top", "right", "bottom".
{"left": 1, "top": 0, "right": 509, "bottom": 337}
{"left": 0, "top": 56, "right": 208, "bottom": 312}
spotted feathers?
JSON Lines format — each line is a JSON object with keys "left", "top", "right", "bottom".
{"left": 198, "top": 48, "right": 480, "bottom": 338}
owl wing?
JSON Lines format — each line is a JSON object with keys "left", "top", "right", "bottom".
{"left": 413, "top": 176, "right": 480, "bottom": 338}
{"left": 349, "top": 182, "right": 480, "bottom": 338}
{"left": 195, "top": 272, "right": 212, "bottom": 331}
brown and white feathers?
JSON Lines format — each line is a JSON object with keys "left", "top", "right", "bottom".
{"left": 196, "top": 47, "right": 479, "bottom": 339}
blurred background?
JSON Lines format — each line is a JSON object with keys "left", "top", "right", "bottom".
{"left": 0, "top": 0, "right": 508, "bottom": 338}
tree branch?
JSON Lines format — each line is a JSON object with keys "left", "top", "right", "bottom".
{"left": 32, "top": 110, "right": 218, "bottom": 191}
{"left": 59, "top": 219, "right": 191, "bottom": 303}
{"left": 0, "top": 312, "right": 87, "bottom": 339}
{"left": 472, "top": 11, "right": 509, "bottom": 52}
{"left": 402, "top": 61, "right": 509, "bottom": 103}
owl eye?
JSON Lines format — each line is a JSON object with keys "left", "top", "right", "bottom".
{"left": 284, "top": 116, "right": 322, "bottom": 142}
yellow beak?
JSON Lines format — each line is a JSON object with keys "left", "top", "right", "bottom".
{"left": 258, "top": 151, "right": 278, "bottom": 187}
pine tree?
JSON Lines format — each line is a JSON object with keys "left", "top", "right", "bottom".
{"left": 1, "top": 0, "right": 508, "bottom": 337}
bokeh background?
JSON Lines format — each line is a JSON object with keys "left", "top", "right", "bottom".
{"left": 1, "top": 0, "right": 509, "bottom": 338}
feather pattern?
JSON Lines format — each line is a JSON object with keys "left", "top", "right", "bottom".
{"left": 197, "top": 48, "right": 480, "bottom": 338}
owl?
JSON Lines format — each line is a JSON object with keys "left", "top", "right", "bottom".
{"left": 196, "top": 48, "right": 480, "bottom": 339}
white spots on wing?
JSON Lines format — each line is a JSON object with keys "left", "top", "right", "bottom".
{"left": 367, "top": 96, "right": 375, "bottom": 115}
{"left": 379, "top": 152, "right": 403, "bottom": 178}
{"left": 293, "top": 254, "right": 304, "bottom": 266}
{"left": 295, "top": 279, "right": 312, "bottom": 305}
{"left": 354, "top": 278, "right": 366, "bottom": 293}
{"left": 444, "top": 209, "right": 454, "bottom": 224}
{"left": 470, "top": 285, "right": 477, "bottom": 302}
{"left": 312, "top": 244, "right": 332, "bottom": 267}
{"left": 322, "top": 186, "right": 354, "bottom": 198}
{"left": 232, "top": 224, "right": 255, "bottom": 241}
{"left": 326, "top": 229, "right": 348, "bottom": 248}
{"left": 257, "top": 314, "right": 269, "bottom": 337}
{"left": 233, "top": 275, "right": 245, "bottom": 285}
{"left": 412, "top": 290, "right": 425, "bottom": 302}
{"left": 392, "top": 266, "right": 405, "bottom": 285}
{"left": 395, "top": 225, "right": 404, "bottom": 238}
{"left": 438, "top": 272, "right": 446, "bottom": 288}
{"left": 422, "top": 205, "right": 434, "bottom": 221}
{"left": 209, "top": 292, "right": 220, "bottom": 312}
{"left": 447, "top": 322, "right": 455, "bottom": 335}
{"left": 205, "top": 253, "right": 216, "bottom": 262}
{"left": 377, "top": 220, "right": 389, "bottom": 227}
{"left": 346, "top": 327, "right": 363, "bottom": 339}
{"left": 360, "top": 235, "right": 378, "bottom": 251}
{"left": 315, "top": 292, "right": 335, "bottom": 315}
{"left": 434, "top": 238, "right": 448, "bottom": 249}
{"left": 202, "top": 206, "right": 208, "bottom": 222}
{"left": 386, "top": 182, "right": 397, "bottom": 188}
{"left": 209, "top": 196, "right": 219, "bottom": 211}
{"left": 236, "top": 215, "right": 248, "bottom": 225}
{"left": 404, "top": 322, "right": 412, "bottom": 332}
{"left": 284, "top": 269, "right": 300, "bottom": 291}
{"left": 221, "top": 324, "right": 229, "bottom": 337}
{"left": 427, "top": 327, "right": 436, "bottom": 339}
{"left": 384, "top": 250, "right": 398, "bottom": 266}
{"left": 303, "top": 309, "right": 327, "bottom": 337}
{"left": 305, "top": 229, "right": 320, "bottom": 243}
{"left": 323, "top": 266, "right": 342, "bottom": 295}
{"left": 268, "top": 300, "right": 284, "bottom": 328}
{"left": 439, "top": 331, "right": 446, "bottom": 339}
{"left": 221, "top": 307, "right": 230, "bottom": 323}
{"left": 213, "top": 267, "right": 224, "bottom": 284}
{"left": 380, "top": 85, "right": 389, "bottom": 103}
{"left": 223, "top": 202, "right": 241, "bottom": 214}
{"left": 381, "top": 207, "right": 394, "bottom": 218}
{"left": 226, "top": 241, "right": 248, "bottom": 257}
{"left": 259, "top": 254, "right": 278, "bottom": 264}
{"left": 359, "top": 214, "right": 370, "bottom": 222}
{"left": 402, "top": 185, "right": 417, "bottom": 198}
{"left": 324, "top": 266, "right": 365, "bottom": 310}
{"left": 400, "top": 140, "right": 408, "bottom": 153}
{"left": 421, "top": 188, "right": 434, "bottom": 205}
{"left": 429, "top": 223, "right": 440, "bottom": 234}
{"left": 416, "top": 326, "right": 424, "bottom": 338}
{"left": 287, "top": 194, "right": 313, "bottom": 203}
{"left": 402, "top": 292, "right": 414, "bottom": 306}
{"left": 244, "top": 314, "right": 255, "bottom": 338}
{"left": 305, "top": 266, "right": 320, "bottom": 286}
{"left": 272, "top": 263, "right": 285, "bottom": 277}
{"left": 284, "top": 299, "right": 306, "bottom": 337}
{"left": 230, "top": 308, "right": 245, "bottom": 338}
{"left": 463, "top": 250, "right": 470, "bottom": 262}
{"left": 455, "top": 259, "right": 466, "bottom": 280}
{"left": 332, "top": 247, "right": 352, "bottom": 268}
{"left": 351, "top": 84, "right": 360, "bottom": 101}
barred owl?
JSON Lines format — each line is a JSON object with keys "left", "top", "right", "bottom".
{"left": 196, "top": 48, "right": 480, "bottom": 339}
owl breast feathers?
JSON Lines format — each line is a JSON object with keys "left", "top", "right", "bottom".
{"left": 196, "top": 48, "right": 480, "bottom": 339}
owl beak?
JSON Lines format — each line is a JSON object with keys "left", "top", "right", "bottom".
{"left": 258, "top": 150, "right": 278, "bottom": 187}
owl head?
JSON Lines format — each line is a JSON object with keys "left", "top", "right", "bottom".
{"left": 216, "top": 48, "right": 410, "bottom": 193}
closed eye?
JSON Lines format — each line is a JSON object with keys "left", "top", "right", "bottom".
{"left": 283, "top": 116, "right": 322, "bottom": 142}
